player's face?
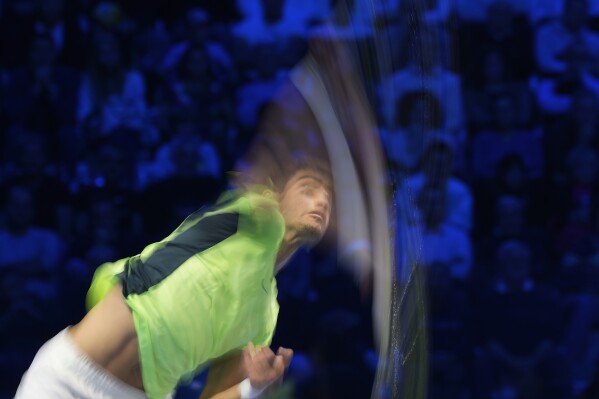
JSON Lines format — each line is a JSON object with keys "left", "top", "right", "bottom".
{"left": 279, "top": 170, "right": 331, "bottom": 245}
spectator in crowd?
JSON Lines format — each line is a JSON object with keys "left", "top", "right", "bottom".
{"left": 535, "top": 0, "right": 599, "bottom": 75}
{"left": 235, "top": 45, "right": 290, "bottom": 130}
{"left": 77, "top": 31, "right": 149, "bottom": 138}
{"left": 233, "top": 0, "right": 309, "bottom": 47}
{"left": 0, "top": 184, "right": 65, "bottom": 280}
{"left": 0, "top": 132, "right": 71, "bottom": 235}
{"left": 552, "top": 147, "right": 599, "bottom": 257}
{"left": 474, "top": 195, "right": 552, "bottom": 282}
{"left": 138, "top": 120, "right": 222, "bottom": 186}
{"left": 463, "top": 50, "right": 535, "bottom": 131}
{"left": 161, "top": 8, "right": 234, "bottom": 82}
{"left": 2, "top": 33, "right": 80, "bottom": 157}
{"left": 471, "top": 94, "right": 544, "bottom": 179}
{"left": 460, "top": 0, "right": 534, "bottom": 86}
{"left": 28, "top": 0, "right": 85, "bottom": 68}
{"left": 412, "top": 182, "right": 472, "bottom": 281}
{"left": 71, "top": 139, "right": 142, "bottom": 256}
{"left": 536, "top": 36, "right": 599, "bottom": 114}
{"left": 380, "top": 90, "right": 445, "bottom": 177}
{"left": 455, "top": 0, "right": 531, "bottom": 22}
{"left": 473, "top": 240, "right": 571, "bottom": 398}
{"left": 379, "top": 24, "right": 464, "bottom": 133}
{"left": 155, "top": 42, "right": 237, "bottom": 162}
{"left": 543, "top": 88, "right": 599, "bottom": 178}
{"left": 292, "top": 248, "right": 375, "bottom": 399}
{"left": 0, "top": 183, "right": 66, "bottom": 391}
{"left": 401, "top": 138, "right": 472, "bottom": 233}
{"left": 167, "top": 44, "right": 221, "bottom": 110}
{"left": 138, "top": 122, "right": 224, "bottom": 238}
{"left": 427, "top": 261, "right": 472, "bottom": 399}
{"left": 0, "top": 0, "right": 85, "bottom": 69}
{"left": 473, "top": 153, "right": 548, "bottom": 234}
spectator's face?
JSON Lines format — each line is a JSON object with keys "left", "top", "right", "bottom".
{"left": 279, "top": 169, "right": 331, "bottom": 246}
{"left": 5, "top": 187, "right": 34, "bottom": 232}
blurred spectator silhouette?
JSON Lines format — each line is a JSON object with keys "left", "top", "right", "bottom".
{"left": 233, "top": 0, "right": 309, "bottom": 47}
{"left": 138, "top": 121, "right": 223, "bottom": 238}
{"left": 77, "top": 31, "right": 151, "bottom": 139}
{"left": 0, "top": 131, "right": 71, "bottom": 236}
{"left": 463, "top": 50, "right": 535, "bottom": 132}
{"left": 471, "top": 94, "right": 544, "bottom": 180}
{"left": 380, "top": 90, "right": 445, "bottom": 176}
{"left": 2, "top": 33, "right": 79, "bottom": 160}
{"left": 543, "top": 88, "right": 599, "bottom": 179}
{"left": 0, "top": 185, "right": 66, "bottom": 395}
{"left": 473, "top": 153, "right": 548, "bottom": 235}
{"left": 460, "top": 1, "right": 534, "bottom": 87}
{"left": 473, "top": 240, "right": 572, "bottom": 399}
{"left": 413, "top": 182, "right": 472, "bottom": 281}
{"left": 0, "top": 0, "right": 86, "bottom": 70}
{"left": 296, "top": 250, "right": 374, "bottom": 399}
{"left": 380, "top": 24, "right": 464, "bottom": 134}
{"left": 551, "top": 147, "right": 599, "bottom": 258}
{"left": 401, "top": 138, "right": 473, "bottom": 233}
{"left": 474, "top": 195, "right": 552, "bottom": 283}
{"left": 535, "top": 0, "right": 599, "bottom": 75}
{"left": 161, "top": 7, "right": 234, "bottom": 80}
{"left": 0, "top": 184, "right": 65, "bottom": 281}
{"left": 428, "top": 261, "right": 472, "bottom": 399}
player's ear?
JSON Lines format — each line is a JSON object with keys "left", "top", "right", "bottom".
{"left": 262, "top": 189, "right": 279, "bottom": 201}
{"left": 262, "top": 177, "right": 280, "bottom": 201}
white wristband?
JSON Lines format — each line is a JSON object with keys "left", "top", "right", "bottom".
{"left": 239, "top": 378, "right": 265, "bottom": 399}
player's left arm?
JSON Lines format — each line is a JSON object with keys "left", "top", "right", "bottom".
{"left": 199, "top": 351, "right": 245, "bottom": 399}
{"left": 199, "top": 343, "right": 293, "bottom": 399}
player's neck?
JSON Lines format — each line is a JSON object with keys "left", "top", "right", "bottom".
{"left": 274, "top": 234, "right": 302, "bottom": 274}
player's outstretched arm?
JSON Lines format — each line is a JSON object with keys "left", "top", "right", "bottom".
{"left": 200, "top": 343, "right": 293, "bottom": 399}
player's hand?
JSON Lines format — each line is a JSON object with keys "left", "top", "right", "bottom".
{"left": 243, "top": 343, "right": 293, "bottom": 390}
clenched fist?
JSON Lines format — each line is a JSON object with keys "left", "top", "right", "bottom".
{"left": 243, "top": 342, "right": 293, "bottom": 391}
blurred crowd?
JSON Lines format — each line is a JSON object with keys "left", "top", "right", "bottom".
{"left": 1, "top": 0, "right": 599, "bottom": 398}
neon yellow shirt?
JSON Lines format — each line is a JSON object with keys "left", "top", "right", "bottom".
{"left": 87, "top": 191, "right": 284, "bottom": 399}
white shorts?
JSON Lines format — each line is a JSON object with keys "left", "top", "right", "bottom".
{"left": 15, "top": 328, "right": 149, "bottom": 399}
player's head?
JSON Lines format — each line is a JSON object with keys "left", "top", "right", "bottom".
{"left": 275, "top": 159, "right": 333, "bottom": 247}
